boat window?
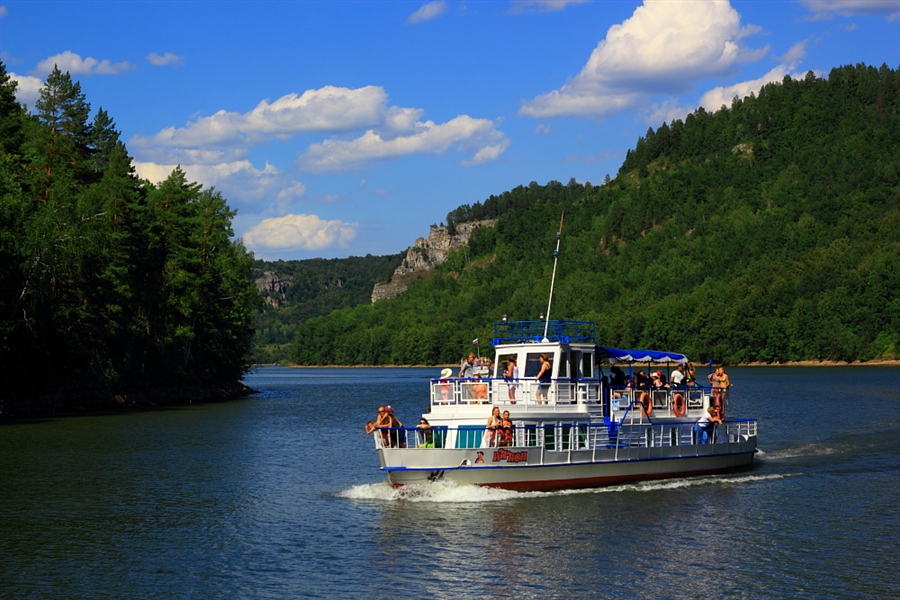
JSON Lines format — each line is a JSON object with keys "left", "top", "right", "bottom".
{"left": 498, "top": 354, "right": 517, "bottom": 377}
{"left": 559, "top": 352, "right": 569, "bottom": 378}
{"left": 524, "top": 353, "right": 549, "bottom": 377}
{"left": 581, "top": 353, "right": 593, "bottom": 378}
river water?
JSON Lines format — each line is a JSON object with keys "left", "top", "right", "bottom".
{"left": 1, "top": 366, "right": 898, "bottom": 599}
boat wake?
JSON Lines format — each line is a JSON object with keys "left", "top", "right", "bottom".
{"left": 757, "top": 443, "right": 838, "bottom": 460}
{"left": 339, "top": 480, "right": 529, "bottom": 503}
{"left": 338, "top": 472, "right": 790, "bottom": 503}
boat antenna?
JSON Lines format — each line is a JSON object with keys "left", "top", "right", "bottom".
{"left": 543, "top": 211, "right": 565, "bottom": 342}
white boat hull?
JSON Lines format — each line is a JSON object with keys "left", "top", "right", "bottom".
{"left": 379, "top": 438, "right": 757, "bottom": 492}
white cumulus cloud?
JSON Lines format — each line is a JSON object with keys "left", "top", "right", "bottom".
{"left": 698, "top": 65, "right": 796, "bottom": 112}
{"left": 146, "top": 52, "right": 184, "bottom": 66}
{"left": 242, "top": 214, "right": 358, "bottom": 252}
{"left": 34, "top": 51, "right": 135, "bottom": 76}
{"left": 298, "top": 114, "right": 509, "bottom": 172}
{"left": 520, "top": 0, "right": 762, "bottom": 118}
{"left": 129, "top": 84, "right": 508, "bottom": 222}
{"left": 407, "top": 1, "right": 447, "bottom": 24}
{"left": 9, "top": 71, "right": 43, "bottom": 108}
{"left": 133, "top": 160, "right": 307, "bottom": 214}
{"left": 130, "top": 86, "right": 390, "bottom": 152}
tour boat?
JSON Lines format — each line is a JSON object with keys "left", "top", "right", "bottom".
{"left": 371, "top": 319, "right": 758, "bottom": 491}
{"left": 370, "top": 217, "right": 757, "bottom": 491}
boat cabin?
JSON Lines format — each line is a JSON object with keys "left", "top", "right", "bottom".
{"left": 429, "top": 320, "right": 707, "bottom": 423}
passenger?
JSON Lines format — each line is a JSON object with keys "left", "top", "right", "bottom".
{"left": 364, "top": 421, "right": 377, "bottom": 435}
{"left": 417, "top": 417, "right": 434, "bottom": 448}
{"left": 615, "top": 375, "right": 633, "bottom": 399}
{"left": 504, "top": 357, "right": 519, "bottom": 402}
{"left": 610, "top": 365, "right": 626, "bottom": 388}
{"left": 438, "top": 367, "right": 453, "bottom": 403}
{"left": 670, "top": 365, "right": 685, "bottom": 387}
{"left": 685, "top": 362, "right": 697, "bottom": 387}
{"left": 387, "top": 406, "right": 405, "bottom": 448}
{"left": 498, "top": 410, "right": 513, "bottom": 446}
{"left": 650, "top": 371, "right": 668, "bottom": 389}
{"left": 459, "top": 352, "right": 475, "bottom": 378}
{"left": 634, "top": 370, "right": 649, "bottom": 389}
{"left": 459, "top": 352, "right": 476, "bottom": 400}
{"left": 371, "top": 406, "right": 392, "bottom": 447}
{"left": 535, "top": 353, "right": 552, "bottom": 404}
{"left": 708, "top": 368, "right": 722, "bottom": 409}
{"left": 717, "top": 368, "right": 731, "bottom": 417}
{"left": 485, "top": 406, "right": 502, "bottom": 447}
{"left": 693, "top": 406, "right": 723, "bottom": 444}
{"left": 474, "top": 378, "right": 489, "bottom": 403}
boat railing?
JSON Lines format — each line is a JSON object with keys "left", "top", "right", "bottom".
{"left": 374, "top": 419, "right": 757, "bottom": 453}
{"left": 431, "top": 378, "right": 715, "bottom": 415}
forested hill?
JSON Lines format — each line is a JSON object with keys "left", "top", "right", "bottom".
{"left": 292, "top": 64, "right": 900, "bottom": 366}
{"left": 0, "top": 63, "right": 259, "bottom": 414}
{"left": 252, "top": 254, "right": 402, "bottom": 363}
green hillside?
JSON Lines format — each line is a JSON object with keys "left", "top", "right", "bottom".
{"left": 291, "top": 64, "right": 900, "bottom": 366}
{"left": 251, "top": 254, "right": 402, "bottom": 363}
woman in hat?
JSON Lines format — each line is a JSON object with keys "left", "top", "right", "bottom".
{"left": 438, "top": 367, "right": 453, "bottom": 403}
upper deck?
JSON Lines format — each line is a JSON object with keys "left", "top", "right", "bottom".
{"left": 492, "top": 319, "right": 595, "bottom": 345}
{"left": 429, "top": 319, "right": 705, "bottom": 424}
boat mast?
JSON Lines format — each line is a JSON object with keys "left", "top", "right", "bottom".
{"left": 543, "top": 212, "right": 564, "bottom": 342}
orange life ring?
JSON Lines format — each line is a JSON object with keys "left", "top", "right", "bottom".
{"left": 673, "top": 393, "right": 686, "bottom": 417}
{"left": 639, "top": 391, "right": 652, "bottom": 416}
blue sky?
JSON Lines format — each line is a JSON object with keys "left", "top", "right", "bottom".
{"left": 2, "top": 1, "right": 898, "bottom": 260}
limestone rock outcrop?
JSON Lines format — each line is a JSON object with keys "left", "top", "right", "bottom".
{"left": 372, "top": 220, "right": 495, "bottom": 302}
{"left": 255, "top": 271, "right": 294, "bottom": 308}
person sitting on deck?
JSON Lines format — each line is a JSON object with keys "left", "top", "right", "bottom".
{"left": 634, "top": 370, "right": 649, "bottom": 389}
{"left": 693, "top": 406, "right": 723, "bottom": 444}
{"left": 650, "top": 371, "right": 668, "bottom": 389}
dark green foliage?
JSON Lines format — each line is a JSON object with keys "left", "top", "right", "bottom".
{"left": 251, "top": 254, "right": 402, "bottom": 363}
{"left": 291, "top": 63, "right": 900, "bottom": 366}
{"left": 0, "top": 62, "right": 258, "bottom": 401}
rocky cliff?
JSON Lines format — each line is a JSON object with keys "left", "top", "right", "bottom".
{"left": 255, "top": 271, "right": 295, "bottom": 307}
{"left": 371, "top": 220, "right": 496, "bottom": 302}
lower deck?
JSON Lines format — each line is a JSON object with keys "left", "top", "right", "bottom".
{"left": 374, "top": 419, "right": 758, "bottom": 490}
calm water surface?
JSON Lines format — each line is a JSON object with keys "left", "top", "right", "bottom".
{"left": 1, "top": 366, "right": 898, "bottom": 599}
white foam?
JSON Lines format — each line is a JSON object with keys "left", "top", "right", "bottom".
{"left": 338, "top": 472, "right": 790, "bottom": 502}
{"left": 339, "top": 480, "right": 538, "bottom": 503}
{"left": 759, "top": 444, "right": 837, "bottom": 460}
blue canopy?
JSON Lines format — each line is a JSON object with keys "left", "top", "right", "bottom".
{"left": 596, "top": 346, "right": 688, "bottom": 365}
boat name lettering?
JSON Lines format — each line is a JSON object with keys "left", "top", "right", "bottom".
{"left": 492, "top": 448, "right": 528, "bottom": 463}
